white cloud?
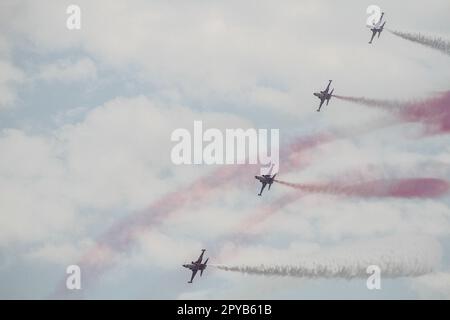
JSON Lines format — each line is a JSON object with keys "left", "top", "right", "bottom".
{"left": 410, "top": 272, "right": 450, "bottom": 299}
{"left": 0, "top": 95, "right": 251, "bottom": 248}
{"left": 24, "top": 239, "right": 94, "bottom": 265}
{"left": 37, "top": 58, "right": 97, "bottom": 83}
{"left": 3, "top": 0, "right": 450, "bottom": 120}
{"left": 0, "top": 0, "right": 449, "bottom": 299}
{"left": 131, "top": 231, "right": 203, "bottom": 269}
{"left": 0, "top": 60, "right": 25, "bottom": 109}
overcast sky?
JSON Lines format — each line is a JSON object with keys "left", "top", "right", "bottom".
{"left": 1, "top": 0, "right": 450, "bottom": 299}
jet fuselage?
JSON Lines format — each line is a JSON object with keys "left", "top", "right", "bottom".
{"left": 255, "top": 175, "right": 275, "bottom": 185}
{"left": 314, "top": 91, "right": 332, "bottom": 101}
{"left": 183, "top": 262, "right": 207, "bottom": 271}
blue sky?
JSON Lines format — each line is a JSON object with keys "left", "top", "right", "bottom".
{"left": 1, "top": 0, "right": 450, "bottom": 299}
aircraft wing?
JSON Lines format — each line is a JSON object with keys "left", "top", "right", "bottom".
{"left": 195, "top": 250, "right": 205, "bottom": 264}
{"left": 376, "top": 13, "right": 385, "bottom": 27}
{"left": 325, "top": 81, "right": 331, "bottom": 93}
{"left": 319, "top": 98, "right": 325, "bottom": 108}
{"left": 379, "top": 22, "right": 386, "bottom": 36}
{"left": 189, "top": 269, "right": 198, "bottom": 283}
{"left": 369, "top": 29, "right": 377, "bottom": 43}
{"left": 259, "top": 182, "right": 267, "bottom": 195}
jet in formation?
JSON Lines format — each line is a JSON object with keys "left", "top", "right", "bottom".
{"left": 255, "top": 164, "right": 277, "bottom": 196}
{"left": 313, "top": 80, "right": 334, "bottom": 112}
{"left": 183, "top": 249, "right": 209, "bottom": 283}
{"left": 368, "top": 12, "right": 386, "bottom": 44}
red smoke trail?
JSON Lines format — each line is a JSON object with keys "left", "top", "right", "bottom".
{"left": 54, "top": 164, "right": 251, "bottom": 297}
{"left": 405, "top": 92, "right": 450, "bottom": 134}
{"left": 275, "top": 178, "right": 450, "bottom": 199}
{"left": 212, "top": 192, "right": 305, "bottom": 263}
{"left": 56, "top": 128, "right": 334, "bottom": 296}
{"left": 334, "top": 91, "right": 450, "bottom": 135}
{"left": 280, "top": 117, "right": 399, "bottom": 172}
{"left": 99, "top": 165, "right": 251, "bottom": 248}
{"left": 54, "top": 105, "right": 429, "bottom": 296}
{"left": 55, "top": 129, "right": 346, "bottom": 296}
{"left": 199, "top": 92, "right": 450, "bottom": 263}
{"left": 214, "top": 177, "right": 450, "bottom": 262}
{"left": 239, "top": 192, "right": 301, "bottom": 233}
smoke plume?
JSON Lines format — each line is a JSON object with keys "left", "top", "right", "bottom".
{"left": 334, "top": 91, "right": 450, "bottom": 135}
{"left": 275, "top": 178, "right": 449, "bottom": 199}
{"left": 214, "top": 236, "right": 441, "bottom": 279}
{"left": 388, "top": 29, "right": 450, "bottom": 56}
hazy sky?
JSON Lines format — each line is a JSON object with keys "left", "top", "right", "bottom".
{"left": 0, "top": 0, "right": 450, "bottom": 299}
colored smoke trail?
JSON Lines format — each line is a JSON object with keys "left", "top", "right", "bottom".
{"left": 239, "top": 193, "right": 300, "bottom": 231}
{"left": 388, "top": 29, "right": 450, "bottom": 56}
{"left": 219, "top": 176, "right": 449, "bottom": 253}
{"left": 55, "top": 99, "right": 446, "bottom": 296}
{"left": 333, "top": 95, "right": 401, "bottom": 110}
{"left": 54, "top": 164, "right": 251, "bottom": 296}
{"left": 68, "top": 132, "right": 346, "bottom": 271}
{"left": 214, "top": 236, "right": 440, "bottom": 279}
{"left": 334, "top": 91, "right": 450, "bottom": 135}
{"left": 275, "top": 178, "right": 450, "bottom": 199}
{"left": 55, "top": 129, "right": 335, "bottom": 296}
{"left": 405, "top": 92, "right": 450, "bottom": 134}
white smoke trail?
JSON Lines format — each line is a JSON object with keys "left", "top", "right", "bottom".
{"left": 214, "top": 237, "right": 441, "bottom": 279}
{"left": 388, "top": 29, "right": 450, "bottom": 56}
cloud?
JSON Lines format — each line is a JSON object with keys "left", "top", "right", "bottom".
{"left": 0, "top": 0, "right": 449, "bottom": 299}
{"left": 131, "top": 231, "right": 203, "bottom": 269}
{"left": 0, "top": 60, "right": 25, "bottom": 110}
{"left": 24, "top": 240, "right": 93, "bottom": 265}
{"left": 4, "top": 0, "right": 450, "bottom": 120}
{"left": 410, "top": 272, "right": 450, "bottom": 299}
{"left": 0, "top": 95, "right": 251, "bottom": 249}
{"left": 37, "top": 58, "right": 97, "bottom": 83}
{"left": 0, "top": 129, "right": 77, "bottom": 245}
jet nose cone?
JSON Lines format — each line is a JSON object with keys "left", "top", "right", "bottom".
{"left": 313, "top": 92, "right": 319, "bottom": 97}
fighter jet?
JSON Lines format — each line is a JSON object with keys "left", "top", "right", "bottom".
{"left": 313, "top": 80, "right": 334, "bottom": 112}
{"left": 183, "top": 249, "right": 209, "bottom": 283}
{"left": 255, "top": 164, "right": 277, "bottom": 196}
{"left": 368, "top": 12, "right": 386, "bottom": 44}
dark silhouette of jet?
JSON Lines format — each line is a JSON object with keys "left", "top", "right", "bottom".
{"left": 368, "top": 12, "right": 386, "bottom": 44}
{"left": 182, "top": 249, "right": 209, "bottom": 283}
{"left": 314, "top": 80, "right": 334, "bottom": 112}
{"left": 255, "top": 164, "right": 277, "bottom": 196}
